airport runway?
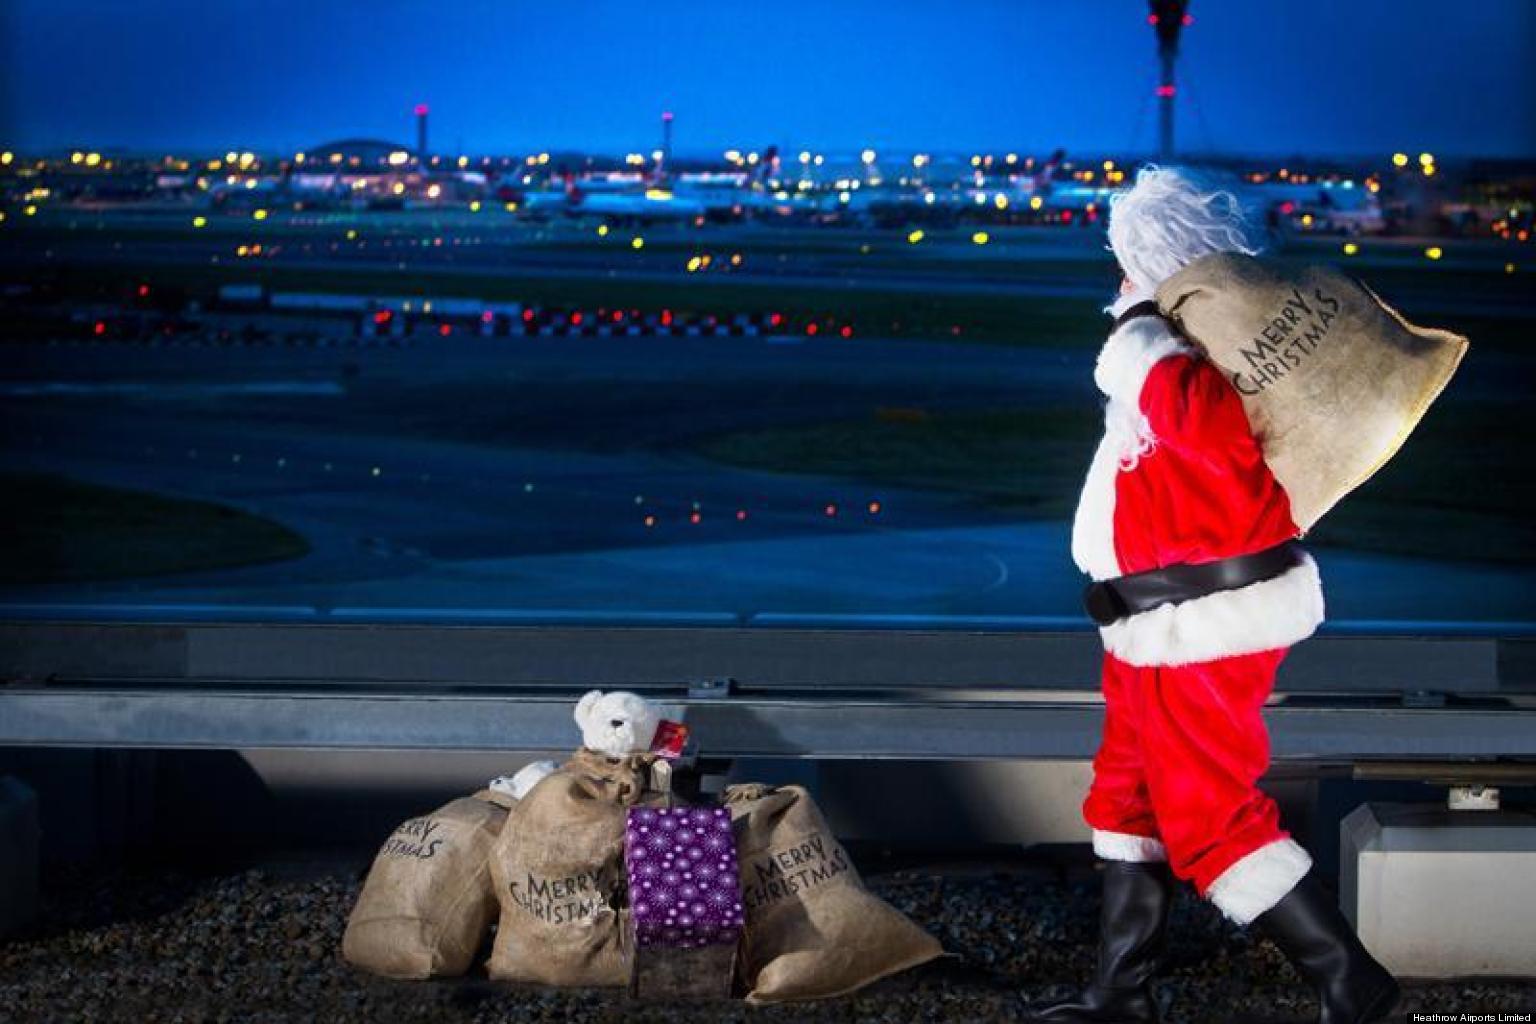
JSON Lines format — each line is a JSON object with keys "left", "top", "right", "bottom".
{"left": 3, "top": 332, "right": 1532, "bottom": 627}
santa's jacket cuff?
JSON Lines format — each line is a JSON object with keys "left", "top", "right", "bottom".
{"left": 1099, "top": 550, "right": 1326, "bottom": 668}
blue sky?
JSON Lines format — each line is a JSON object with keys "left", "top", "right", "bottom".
{"left": 2, "top": 0, "right": 1532, "bottom": 158}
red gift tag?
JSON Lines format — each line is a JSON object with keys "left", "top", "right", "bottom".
{"left": 649, "top": 719, "right": 690, "bottom": 759}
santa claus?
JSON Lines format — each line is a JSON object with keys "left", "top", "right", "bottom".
{"left": 1026, "top": 167, "right": 1400, "bottom": 1024}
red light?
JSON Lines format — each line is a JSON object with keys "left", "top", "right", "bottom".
{"left": 137, "top": 284, "right": 150, "bottom": 297}
{"left": 736, "top": 509, "right": 747, "bottom": 521}
{"left": 1182, "top": 13, "right": 1194, "bottom": 25}
{"left": 414, "top": 103, "right": 429, "bottom": 116}
{"left": 806, "top": 323, "right": 819, "bottom": 336}
{"left": 1147, "top": 13, "right": 1158, "bottom": 24}
{"left": 439, "top": 323, "right": 452, "bottom": 336}
{"left": 839, "top": 325, "right": 853, "bottom": 339}
{"left": 661, "top": 309, "right": 673, "bottom": 326}
{"left": 570, "top": 312, "right": 583, "bottom": 326}
{"left": 769, "top": 312, "right": 783, "bottom": 327}
{"left": 93, "top": 320, "right": 107, "bottom": 335}
{"left": 1279, "top": 201, "right": 1296, "bottom": 215}
{"left": 373, "top": 309, "right": 393, "bottom": 325}
{"left": 612, "top": 310, "right": 623, "bottom": 322}
{"left": 522, "top": 308, "right": 535, "bottom": 322}
{"left": 1062, "top": 210, "right": 1074, "bottom": 222}
{"left": 1156, "top": 85, "right": 1176, "bottom": 98}
{"left": 867, "top": 500, "right": 881, "bottom": 515}
{"left": 689, "top": 511, "right": 702, "bottom": 524}
{"left": 481, "top": 310, "right": 494, "bottom": 323}
{"left": 824, "top": 503, "right": 837, "bottom": 517}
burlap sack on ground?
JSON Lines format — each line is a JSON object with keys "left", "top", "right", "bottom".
{"left": 1155, "top": 252, "right": 1468, "bottom": 530}
{"left": 486, "top": 749, "right": 665, "bottom": 987}
{"left": 723, "top": 783, "right": 944, "bottom": 1004}
{"left": 342, "top": 788, "right": 514, "bottom": 979}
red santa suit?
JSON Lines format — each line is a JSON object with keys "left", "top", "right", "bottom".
{"left": 1070, "top": 291, "right": 1325, "bottom": 925}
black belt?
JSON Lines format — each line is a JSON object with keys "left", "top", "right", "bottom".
{"left": 1083, "top": 541, "right": 1304, "bottom": 627}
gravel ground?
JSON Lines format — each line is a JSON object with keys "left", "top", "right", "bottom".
{"left": 2, "top": 855, "right": 1532, "bottom": 1024}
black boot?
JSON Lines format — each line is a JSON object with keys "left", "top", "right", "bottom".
{"left": 1251, "top": 870, "right": 1401, "bottom": 1024}
{"left": 1024, "top": 860, "right": 1177, "bottom": 1023}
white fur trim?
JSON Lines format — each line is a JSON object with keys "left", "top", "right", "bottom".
{"left": 1093, "top": 316, "right": 1190, "bottom": 407}
{"left": 1070, "top": 415, "right": 1124, "bottom": 580}
{"left": 1105, "top": 286, "right": 1158, "bottom": 318}
{"left": 1205, "top": 838, "right": 1313, "bottom": 925}
{"left": 1092, "top": 829, "right": 1168, "bottom": 863}
{"left": 1099, "top": 550, "right": 1325, "bottom": 668}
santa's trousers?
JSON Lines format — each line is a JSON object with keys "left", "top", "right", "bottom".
{"left": 1082, "top": 648, "right": 1313, "bottom": 925}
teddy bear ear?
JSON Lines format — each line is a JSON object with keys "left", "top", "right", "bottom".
{"left": 574, "top": 689, "right": 604, "bottom": 728}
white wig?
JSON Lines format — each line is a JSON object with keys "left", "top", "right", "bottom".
{"left": 1106, "top": 165, "right": 1261, "bottom": 293}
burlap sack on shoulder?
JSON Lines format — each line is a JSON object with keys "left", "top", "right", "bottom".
{"left": 724, "top": 783, "right": 944, "bottom": 1004}
{"left": 343, "top": 787, "right": 514, "bottom": 979}
{"left": 486, "top": 749, "right": 664, "bottom": 987}
{"left": 1155, "top": 252, "right": 1468, "bottom": 530}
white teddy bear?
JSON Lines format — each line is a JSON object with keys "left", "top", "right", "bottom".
{"left": 493, "top": 689, "right": 661, "bottom": 800}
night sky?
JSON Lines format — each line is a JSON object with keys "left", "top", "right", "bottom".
{"left": 2, "top": 0, "right": 1532, "bottom": 159}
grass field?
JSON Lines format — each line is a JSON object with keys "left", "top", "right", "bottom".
{"left": 0, "top": 473, "right": 309, "bottom": 584}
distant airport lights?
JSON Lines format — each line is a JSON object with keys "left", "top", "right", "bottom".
{"left": 972, "top": 231, "right": 990, "bottom": 245}
{"left": 1342, "top": 242, "right": 1359, "bottom": 256}
{"left": 1425, "top": 246, "right": 1444, "bottom": 261}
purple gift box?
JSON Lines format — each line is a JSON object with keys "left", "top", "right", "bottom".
{"left": 625, "top": 805, "right": 744, "bottom": 949}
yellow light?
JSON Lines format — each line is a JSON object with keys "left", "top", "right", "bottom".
{"left": 1103, "top": 159, "right": 1115, "bottom": 171}
{"left": 1425, "top": 246, "right": 1443, "bottom": 260}
{"left": 912, "top": 154, "right": 927, "bottom": 168}
{"left": 686, "top": 256, "right": 702, "bottom": 272}
{"left": 1418, "top": 152, "right": 1434, "bottom": 166}
{"left": 225, "top": 151, "right": 238, "bottom": 164}
{"left": 730, "top": 253, "right": 742, "bottom": 266}
{"left": 1422, "top": 164, "right": 1436, "bottom": 177}
{"left": 252, "top": 208, "right": 268, "bottom": 220}
{"left": 1005, "top": 153, "right": 1018, "bottom": 164}
{"left": 537, "top": 152, "right": 550, "bottom": 165}
{"left": 346, "top": 229, "right": 358, "bottom": 240}
{"left": 597, "top": 224, "right": 610, "bottom": 237}
{"left": 294, "top": 152, "right": 306, "bottom": 164}
{"left": 993, "top": 193, "right": 1009, "bottom": 210}
{"left": 504, "top": 201, "right": 517, "bottom": 212}
{"left": 0, "top": 211, "right": 5, "bottom": 224}
{"left": 24, "top": 205, "right": 36, "bottom": 216}
{"left": 238, "top": 152, "right": 254, "bottom": 168}
{"left": 631, "top": 236, "right": 645, "bottom": 250}
{"left": 392, "top": 182, "right": 406, "bottom": 195}
{"left": 427, "top": 183, "right": 442, "bottom": 199}
{"left": 1342, "top": 242, "right": 1359, "bottom": 255}
{"left": 1301, "top": 213, "right": 1314, "bottom": 227}
{"left": 330, "top": 153, "right": 343, "bottom": 164}
{"left": 458, "top": 155, "right": 468, "bottom": 168}
{"left": 236, "top": 245, "right": 249, "bottom": 256}
{"left": 1505, "top": 263, "right": 1515, "bottom": 274}
{"left": 1, "top": 151, "right": 13, "bottom": 165}
{"left": 1029, "top": 196, "right": 1043, "bottom": 211}
{"left": 85, "top": 152, "right": 101, "bottom": 167}
{"left": 970, "top": 155, "right": 981, "bottom": 167}
{"left": 71, "top": 151, "right": 84, "bottom": 165}
{"left": 907, "top": 229, "right": 924, "bottom": 244}
{"left": 972, "top": 231, "right": 989, "bottom": 245}
{"left": 861, "top": 149, "right": 876, "bottom": 164}
{"left": 244, "top": 178, "right": 257, "bottom": 189}
{"left": 1392, "top": 153, "right": 1408, "bottom": 167}
{"left": 723, "top": 149, "right": 741, "bottom": 163}
{"left": 192, "top": 216, "right": 207, "bottom": 229}
{"left": 388, "top": 151, "right": 409, "bottom": 167}
{"left": 799, "top": 150, "right": 811, "bottom": 163}
{"left": 644, "top": 188, "right": 672, "bottom": 200}
{"left": 469, "top": 200, "right": 481, "bottom": 212}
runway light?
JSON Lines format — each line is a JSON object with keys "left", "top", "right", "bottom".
{"left": 1342, "top": 242, "right": 1359, "bottom": 255}
{"left": 1029, "top": 196, "right": 1043, "bottom": 211}
{"left": 686, "top": 256, "right": 702, "bottom": 272}
{"left": 907, "top": 229, "right": 924, "bottom": 244}
{"left": 839, "top": 325, "right": 853, "bottom": 339}
{"left": 972, "top": 231, "right": 989, "bottom": 245}
{"left": 736, "top": 509, "right": 747, "bottom": 521}
{"left": 689, "top": 511, "right": 702, "bottom": 524}
{"left": 252, "top": 208, "right": 268, "bottom": 221}
{"left": 806, "top": 323, "right": 819, "bottom": 336}
{"left": 868, "top": 500, "right": 881, "bottom": 515}
{"left": 346, "top": 229, "right": 358, "bottom": 240}
{"left": 597, "top": 224, "right": 609, "bottom": 236}
{"left": 1, "top": 151, "right": 13, "bottom": 165}
{"left": 993, "top": 193, "right": 1008, "bottom": 210}
{"left": 469, "top": 200, "right": 481, "bottom": 212}
{"left": 1507, "top": 263, "right": 1517, "bottom": 274}
{"left": 824, "top": 503, "right": 838, "bottom": 517}
{"left": 631, "top": 236, "right": 645, "bottom": 250}
{"left": 1425, "top": 246, "right": 1444, "bottom": 260}
{"left": 438, "top": 324, "right": 452, "bottom": 336}
{"left": 644, "top": 515, "right": 656, "bottom": 528}
{"left": 1419, "top": 152, "right": 1435, "bottom": 166}
{"left": 192, "top": 216, "right": 207, "bottom": 228}
{"left": 427, "top": 184, "right": 442, "bottom": 199}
